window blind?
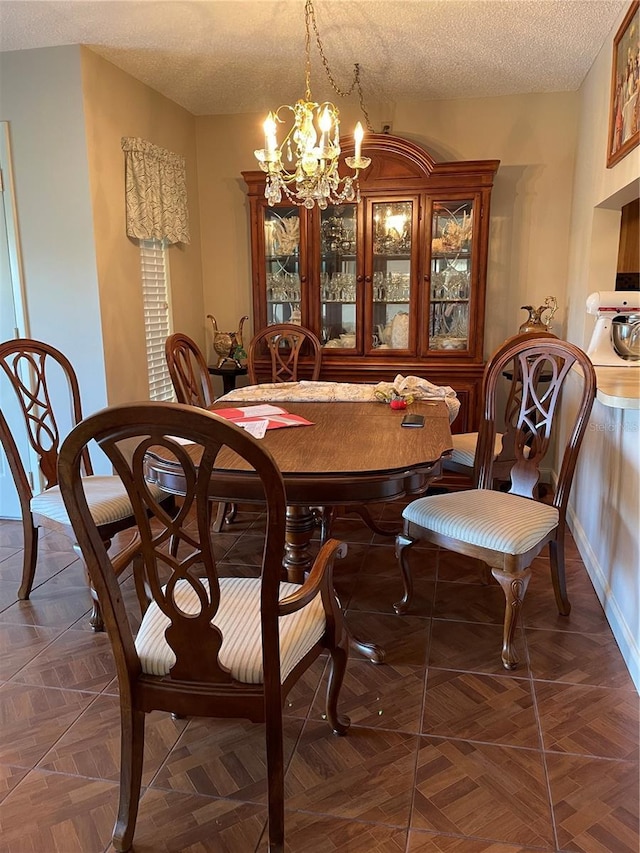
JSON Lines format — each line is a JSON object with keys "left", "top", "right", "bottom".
{"left": 139, "top": 239, "right": 174, "bottom": 401}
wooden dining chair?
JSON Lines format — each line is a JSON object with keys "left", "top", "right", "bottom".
{"left": 165, "top": 331, "right": 216, "bottom": 408}
{"left": 247, "top": 323, "right": 331, "bottom": 541}
{"left": 57, "top": 401, "right": 350, "bottom": 853}
{"left": 395, "top": 337, "right": 596, "bottom": 670}
{"left": 0, "top": 338, "right": 170, "bottom": 630}
{"left": 444, "top": 330, "right": 558, "bottom": 488}
{"left": 247, "top": 323, "right": 322, "bottom": 385}
{"left": 165, "top": 331, "right": 234, "bottom": 531}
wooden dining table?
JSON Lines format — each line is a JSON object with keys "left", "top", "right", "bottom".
{"left": 145, "top": 398, "right": 453, "bottom": 662}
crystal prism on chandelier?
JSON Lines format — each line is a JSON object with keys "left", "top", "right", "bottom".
{"left": 254, "top": 0, "right": 371, "bottom": 209}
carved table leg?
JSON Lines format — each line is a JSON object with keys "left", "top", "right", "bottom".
{"left": 283, "top": 505, "right": 316, "bottom": 584}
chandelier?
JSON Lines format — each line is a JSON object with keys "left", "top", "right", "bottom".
{"left": 254, "top": 0, "right": 372, "bottom": 209}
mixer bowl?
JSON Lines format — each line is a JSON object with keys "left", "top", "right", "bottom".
{"left": 612, "top": 315, "right": 640, "bottom": 360}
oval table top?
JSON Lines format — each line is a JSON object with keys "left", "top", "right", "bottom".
{"left": 145, "top": 399, "right": 453, "bottom": 506}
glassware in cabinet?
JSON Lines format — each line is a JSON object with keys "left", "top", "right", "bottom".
{"left": 263, "top": 206, "right": 302, "bottom": 326}
{"left": 370, "top": 200, "right": 413, "bottom": 351}
{"left": 429, "top": 199, "right": 474, "bottom": 351}
{"left": 319, "top": 205, "right": 358, "bottom": 349}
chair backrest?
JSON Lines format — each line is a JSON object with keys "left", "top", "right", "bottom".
{"left": 247, "top": 324, "right": 322, "bottom": 385}
{"left": 487, "top": 330, "right": 558, "bottom": 478}
{"left": 165, "top": 332, "right": 215, "bottom": 407}
{"left": 475, "top": 337, "right": 596, "bottom": 513}
{"left": 0, "top": 338, "right": 92, "bottom": 492}
{"left": 57, "top": 402, "right": 287, "bottom": 686}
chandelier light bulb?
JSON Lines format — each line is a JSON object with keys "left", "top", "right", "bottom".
{"left": 319, "top": 108, "right": 332, "bottom": 132}
{"left": 318, "top": 107, "right": 332, "bottom": 154}
{"left": 354, "top": 121, "right": 363, "bottom": 161}
{"left": 264, "top": 112, "right": 278, "bottom": 153}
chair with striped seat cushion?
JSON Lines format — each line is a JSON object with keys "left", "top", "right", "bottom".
{"left": 444, "top": 330, "right": 557, "bottom": 487}
{"left": 0, "top": 339, "right": 172, "bottom": 631}
{"left": 57, "top": 401, "right": 350, "bottom": 853}
{"left": 449, "top": 431, "right": 504, "bottom": 469}
{"left": 135, "top": 576, "right": 327, "bottom": 682}
{"left": 31, "top": 475, "right": 167, "bottom": 529}
{"left": 395, "top": 337, "right": 596, "bottom": 670}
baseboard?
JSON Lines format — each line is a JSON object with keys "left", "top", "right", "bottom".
{"left": 566, "top": 502, "right": 640, "bottom": 694}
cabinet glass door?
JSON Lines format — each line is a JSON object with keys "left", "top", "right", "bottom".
{"left": 319, "top": 205, "right": 357, "bottom": 349}
{"left": 429, "top": 199, "right": 473, "bottom": 351}
{"left": 264, "top": 206, "right": 301, "bottom": 325}
{"left": 371, "top": 201, "right": 413, "bottom": 351}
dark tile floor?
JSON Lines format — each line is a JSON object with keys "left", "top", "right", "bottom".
{"left": 0, "top": 501, "right": 638, "bottom": 852}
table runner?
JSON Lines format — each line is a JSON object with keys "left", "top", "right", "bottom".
{"left": 217, "top": 374, "right": 460, "bottom": 423}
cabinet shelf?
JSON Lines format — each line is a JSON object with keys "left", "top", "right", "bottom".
{"left": 373, "top": 253, "right": 411, "bottom": 261}
{"left": 431, "top": 252, "right": 472, "bottom": 260}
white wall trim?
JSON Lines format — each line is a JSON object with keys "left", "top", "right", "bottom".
{"left": 567, "top": 500, "right": 640, "bottom": 694}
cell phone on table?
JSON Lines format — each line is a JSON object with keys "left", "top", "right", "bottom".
{"left": 401, "top": 413, "right": 425, "bottom": 428}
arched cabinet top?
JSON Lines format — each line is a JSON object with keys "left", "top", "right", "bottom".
{"left": 340, "top": 133, "right": 436, "bottom": 180}
{"left": 243, "top": 133, "right": 499, "bottom": 194}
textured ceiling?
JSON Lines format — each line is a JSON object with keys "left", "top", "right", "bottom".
{"left": 0, "top": 0, "right": 628, "bottom": 117}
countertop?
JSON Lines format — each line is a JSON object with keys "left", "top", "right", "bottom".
{"left": 593, "top": 365, "right": 640, "bottom": 409}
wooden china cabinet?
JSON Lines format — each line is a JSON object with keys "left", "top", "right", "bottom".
{"left": 242, "top": 134, "right": 499, "bottom": 433}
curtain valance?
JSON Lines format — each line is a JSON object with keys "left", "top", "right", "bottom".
{"left": 121, "top": 137, "right": 190, "bottom": 245}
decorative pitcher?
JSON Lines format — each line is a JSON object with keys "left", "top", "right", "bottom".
{"left": 519, "top": 296, "right": 558, "bottom": 334}
{"left": 207, "top": 314, "right": 248, "bottom": 366}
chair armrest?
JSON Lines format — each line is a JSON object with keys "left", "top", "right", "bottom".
{"left": 277, "top": 539, "right": 347, "bottom": 616}
{"left": 111, "top": 530, "right": 143, "bottom": 575}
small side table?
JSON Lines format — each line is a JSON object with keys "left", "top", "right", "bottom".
{"left": 208, "top": 364, "right": 248, "bottom": 396}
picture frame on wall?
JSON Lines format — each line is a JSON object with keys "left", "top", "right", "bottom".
{"left": 607, "top": 0, "right": 639, "bottom": 168}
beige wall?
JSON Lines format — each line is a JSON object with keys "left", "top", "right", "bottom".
{"left": 80, "top": 48, "right": 204, "bottom": 406}
{"left": 196, "top": 114, "right": 257, "bottom": 364}
{"left": 395, "top": 94, "right": 580, "bottom": 356}
{"left": 196, "top": 93, "right": 579, "bottom": 362}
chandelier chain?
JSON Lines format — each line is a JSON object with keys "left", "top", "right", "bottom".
{"left": 305, "top": 0, "right": 373, "bottom": 132}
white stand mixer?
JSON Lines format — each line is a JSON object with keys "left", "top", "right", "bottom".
{"left": 586, "top": 291, "right": 640, "bottom": 367}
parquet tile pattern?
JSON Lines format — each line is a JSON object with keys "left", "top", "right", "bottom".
{"left": 0, "top": 503, "right": 637, "bottom": 852}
